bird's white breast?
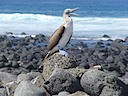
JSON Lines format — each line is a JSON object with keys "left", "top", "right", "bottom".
{"left": 58, "top": 20, "right": 73, "bottom": 47}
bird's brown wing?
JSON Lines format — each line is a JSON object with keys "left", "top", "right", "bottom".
{"left": 48, "top": 25, "right": 65, "bottom": 51}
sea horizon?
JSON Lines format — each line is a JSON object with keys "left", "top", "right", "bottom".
{"left": 0, "top": 0, "right": 128, "bottom": 40}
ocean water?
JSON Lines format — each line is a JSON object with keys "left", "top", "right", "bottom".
{"left": 0, "top": 0, "right": 128, "bottom": 39}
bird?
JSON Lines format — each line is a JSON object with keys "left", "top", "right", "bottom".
{"left": 46, "top": 8, "right": 78, "bottom": 58}
{"left": 38, "top": 8, "right": 78, "bottom": 69}
{"left": 58, "top": 46, "right": 69, "bottom": 57}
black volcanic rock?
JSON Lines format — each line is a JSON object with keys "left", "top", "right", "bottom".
{"left": 35, "top": 34, "right": 46, "bottom": 43}
{"left": 0, "top": 34, "right": 128, "bottom": 96}
{"left": 81, "top": 69, "right": 128, "bottom": 96}
{"left": 4, "top": 61, "right": 12, "bottom": 67}
{"left": 95, "top": 42, "right": 104, "bottom": 48}
{"left": 120, "top": 50, "right": 128, "bottom": 61}
{"left": 114, "top": 39, "right": 124, "bottom": 43}
{"left": 124, "top": 36, "right": 128, "bottom": 42}
{"left": 102, "top": 34, "right": 110, "bottom": 38}
{"left": 0, "top": 35, "right": 6, "bottom": 42}
{"left": 0, "top": 62, "right": 4, "bottom": 68}
{"left": 74, "top": 41, "right": 88, "bottom": 49}
{"left": 79, "top": 63, "right": 90, "bottom": 69}
{"left": 12, "top": 61, "right": 19, "bottom": 68}
{"left": 98, "top": 52, "right": 107, "bottom": 60}
{"left": 81, "top": 69, "right": 105, "bottom": 96}
{"left": 14, "top": 81, "right": 48, "bottom": 96}
{"left": 106, "top": 56, "right": 114, "bottom": 63}
{"left": 0, "top": 39, "right": 12, "bottom": 48}
{"left": 107, "top": 63, "right": 117, "bottom": 71}
{"left": 20, "top": 32, "right": 26, "bottom": 35}
{"left": 111, "top": 40, "right": 128, "bottom": 51}
{"left": 33, "top": 52, "right": 42, "bottom": 60}
{"left": 7, "top": 53, "right": 19, "bottom": 61}
{"left": 0, "top": 54, "right": 8, "bottom": 62}
{"left": 44, "top": 68, "right": 81, "bottom": 95}
{"left": 117, "top": 62, "right": 127, "bottom": 75}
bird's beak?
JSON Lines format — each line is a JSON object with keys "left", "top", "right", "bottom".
{"left": 70, "top": 8, "right": 79, "bottom": 16}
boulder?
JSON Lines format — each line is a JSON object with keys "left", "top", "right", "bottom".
{"left": 35, "top": 34, "right": 46, "bottom": 43}
{"left": 78, "top": 63, "right": 90, "bottom": 69}
{"left": 81, "top": 69, "right": 128, "bottom": 96}
{"left": 102, "top": 34, "right": 110, "bottom": 38}
{"left": 24, "top": 36, "right": 33, "bottom": 43}
{"left": 20, "top": 32, "right": 26, "bottom": 35}
{"left": 11, "top": 61, "right": 19, "bottom": 68}
{"left": 17, "top": 73, "right": 33, "bottom": 83}
{"left": 14, "top": 81, "right": 49, "bottom": 96}
{"left": 44, "top": 68, "right": 81, "bottom": 95}
{"left": 0, "top": 67, "right": 29, "bottom": 75}
{"left": 0, "top": 62, "right": 4, "bottom": 68}
{"left": 6, "top": 81, "right": 18, "bottom": 96}
{"left": 66, "top": 68, "right": 87, "bottom": 79}
{"left": 99, "top": 86, "right": 121, "bottom": 96}
{"left": 0, "top": 54, "right": 8, "bottom": 62}
{"left": 0, "top": 54, "right": 8, "bottom": 68}
{"left": 111, "top": 40, "right": 128, "bottom": 51}
{"left": 106, "top": 56, "right": 114, "bottom": 63}
{"left": 27, "top": 71, "right": 42, "bottom": 79}
{"left": 0, "top": 88, "right": 7, "bottom": 96}
{"left": 0, "top": 39, "right": 12, "bottom": 48}
{"left": 43, "top": 53, "right": 78, "bottom": 80}
{"left": 114, "top": 39, "right": 124, "bottom": 43}
{"left": 81, "top": 69, "right": 105, "bottom": 96}
{"left": 120, "top": 50, "right": 128, "bottom": 61}
{"left": 0, "top": 72, "right": 16, "bottom": 86}
{"left": 67, "top": 91, "right": 90, "bottom": 96}
{"left": 0, "top": 35, "right": 5, "bottom": 42}
{"left": 98, "top": 52, "right": 107, "bottom": 60}
{"left": 0, "top": 72, "right": 17, "bottom": 96}
{"left": 31, "top": 75, "right": 45, "bottom": 89}
{"left": 102, "top": 75, "right": 128, "bottom": 96}
{"left": 7, "top": 53, "right": 18, "bottom": 61}
{"left": 73, "top": 41, "right": 88, "bottom": 49}
{"left": 95, "top": 41, "right": 104, "bottom": 48}
{"left": 58, "top": 91, "right": 70, "bottom": 96}
{"left": 117, "top": 62, "right": 127, "bottom": 75}
{"left": 106, "top": 63, "right": 118, "bottom": 71}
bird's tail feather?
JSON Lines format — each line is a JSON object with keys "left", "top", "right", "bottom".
{"left": 38, "top": 51, "right": 51, "bottom": 69}
{"left": 43, "top": 51, "right": 51, "bottom": 62}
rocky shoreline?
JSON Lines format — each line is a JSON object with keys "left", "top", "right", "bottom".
{"left": 0, "top": 34, "right": 128, "bottom": 96}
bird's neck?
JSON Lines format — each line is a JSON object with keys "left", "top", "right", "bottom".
{"left": 63, "top": 14, "right": 72, "bottom": 23}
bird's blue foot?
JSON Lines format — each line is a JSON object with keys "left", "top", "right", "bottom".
{"left": 58, "top": 46, "right": 69, "bottom": 57}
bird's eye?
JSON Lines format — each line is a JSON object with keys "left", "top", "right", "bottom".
{"left": 66, "top": 10, "right": 70, "bottom": 14}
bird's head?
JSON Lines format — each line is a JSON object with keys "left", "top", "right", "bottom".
{"left": 63, "top": 8, "right": 79, "bottom": 17}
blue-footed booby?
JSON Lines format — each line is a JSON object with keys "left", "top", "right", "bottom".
{"left": 39, "top": 8, "right": 78, "bottom": 69}
{"left": 45, "top": 8, "right": 78, "bottom": 57}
